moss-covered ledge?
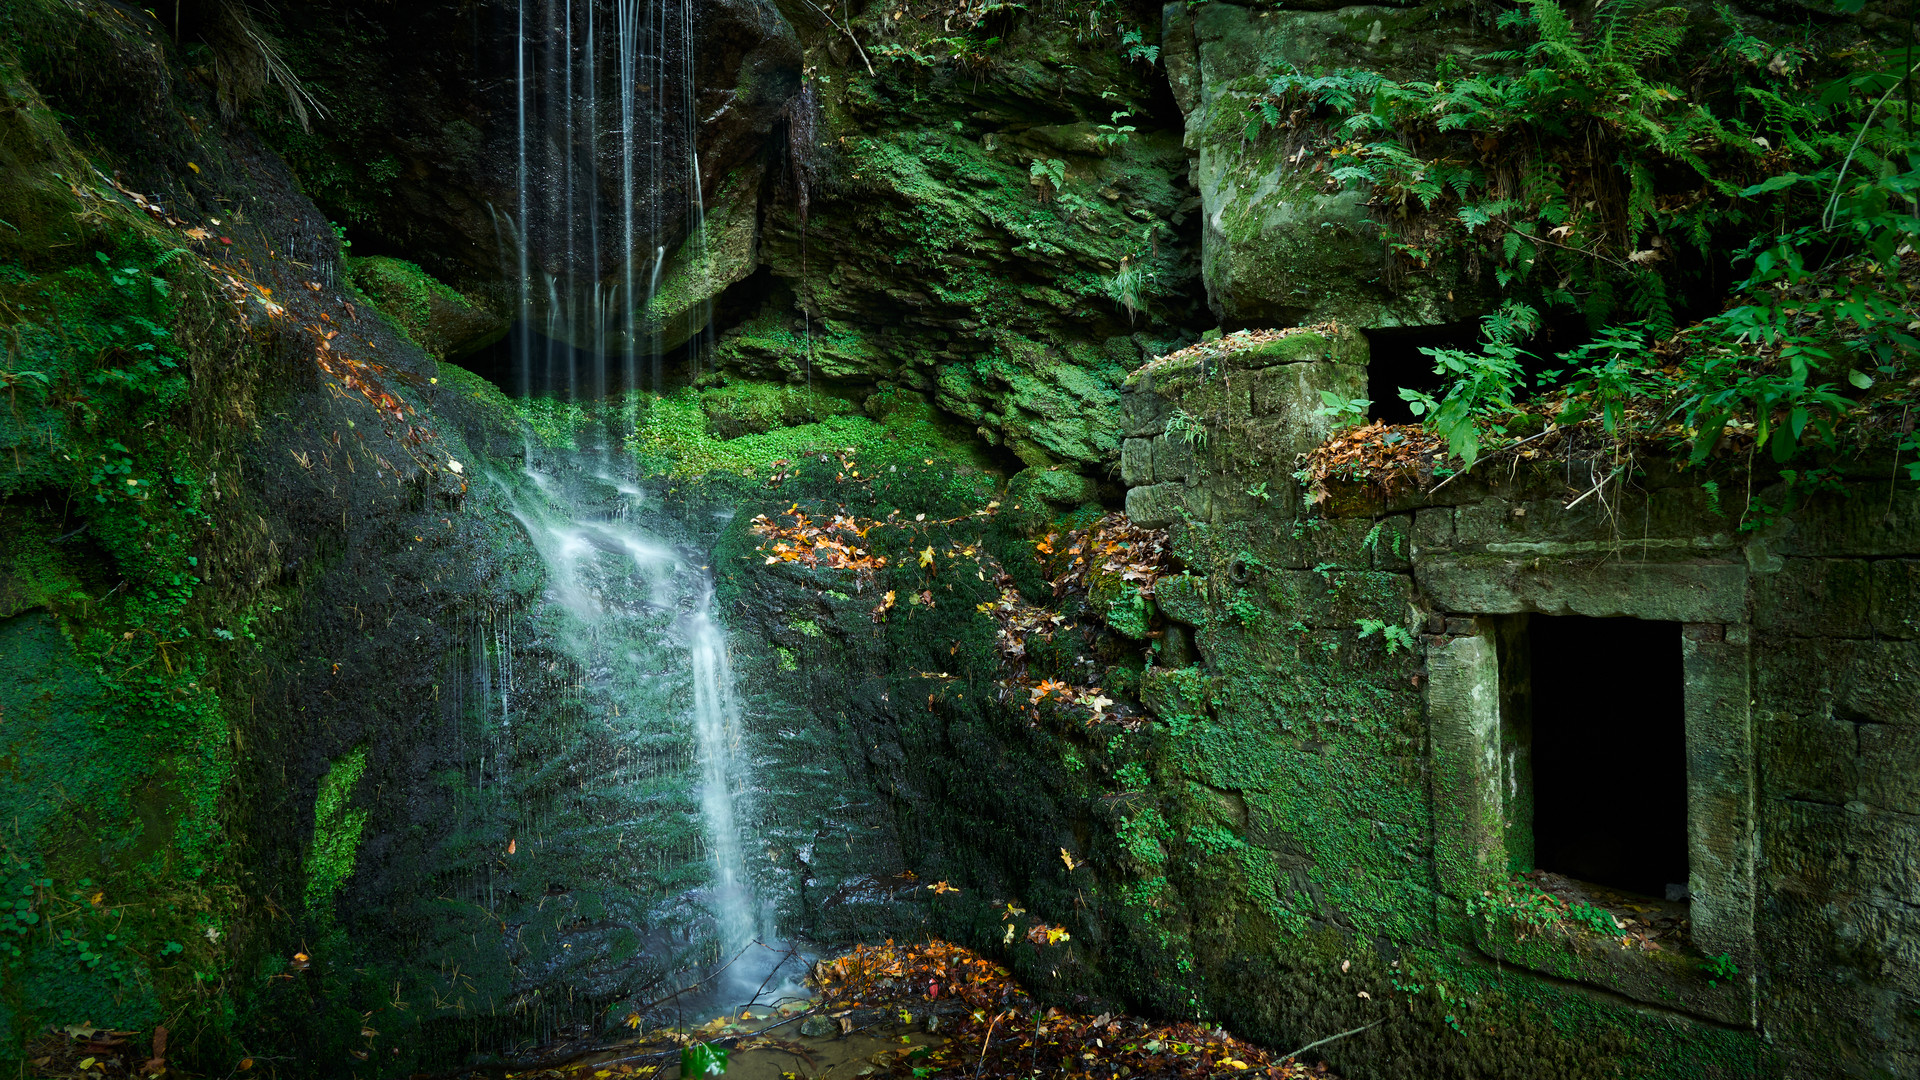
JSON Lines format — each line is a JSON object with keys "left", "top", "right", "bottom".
{"left": 1469, "top": 914, "right": 1753, "bottom": 1026}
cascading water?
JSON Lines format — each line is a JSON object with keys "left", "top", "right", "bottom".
{"left": 479, "top": 0, "right": 780, "bottom": 1015}
{"left": 496, "top": 459, "right": 789, "bottom": 1009}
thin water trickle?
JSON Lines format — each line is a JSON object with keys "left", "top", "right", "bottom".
{"left": 507, "top": 0, "right": 708, "bottom": 400}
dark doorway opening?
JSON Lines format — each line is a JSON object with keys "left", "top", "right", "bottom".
{"left": 1363, "top": 321, "right": 1479, "bottom": 424}
{"left": 1526, "top": 614, "right": 1688, "bottom": 899}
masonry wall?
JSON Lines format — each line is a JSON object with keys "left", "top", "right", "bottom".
{"left": 1115, "top": 330, "right": 1919, "bottom": 1079}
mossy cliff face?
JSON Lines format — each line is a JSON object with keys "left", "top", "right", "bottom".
{"left": 697, "top": 0, "right": 1209, "bottom": 479}
{"left": 0, "top": 0, "right": 284, "bottom": 1053}
{"left": 714, "top": 323, "right": 1915, "bottom": 1079}
{"left": 0, "top": 3, "right": 776, "bottom": 1068}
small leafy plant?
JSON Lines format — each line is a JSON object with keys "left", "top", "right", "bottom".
{"left": 1355, "top": 618, "right": 1416, "bottom": 654}
{"left": 1700, "top": 952, "right": 1739, "bottom": 987}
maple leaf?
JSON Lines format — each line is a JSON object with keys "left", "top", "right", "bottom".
{"left": 1060, "top": 847, "right": 1078, "bottom": 871}
{"left": 919, "top": 546, "right": 936, "bottom": 569}
{"left": 928, "top": 880, "right": 959, "bottom": 895}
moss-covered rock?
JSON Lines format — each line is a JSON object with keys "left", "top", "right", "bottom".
{"left": 699, "top": 378, "right": 856, "bottom": 438}
{"left": 1010, "top": 465, "right": 1099, "bottom": 508}
{"left": 1165, "top": 1, "right": 1501, "bottom": 328}
{"left": 347, "top": 255, "right": 506, "bottom": 358}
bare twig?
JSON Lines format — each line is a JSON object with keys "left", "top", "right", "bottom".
{"left": 1281, "top": 1017, "right": 1385, "bottom": 1064}
{"left": 1823, "top": 60, "right": 1920, "bottom": 231}
{"left": 974, "top": 1009, "right": 1005, "bottom": 1078}
{"left": 737, "top": 941, "right": 802, "bottom": 1012}
{"left": 1889, "top": 405, "right": 1910, "bottom": 522}
{"left": 1429, "top": 423, "right": 1558, "bottom": 493}
{"left": 1564, "top": 464, "right": 1626, "bottom": 511}
{"left": 803, "top": 0, "right": 876, "bottom": 76}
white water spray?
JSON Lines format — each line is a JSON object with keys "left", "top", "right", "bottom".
{"left": 501, "top": 462, "right": 780, "bottom": 1008}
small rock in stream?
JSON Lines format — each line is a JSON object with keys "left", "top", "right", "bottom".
{"left": 799, "top": 1015, "right": 837, "bottom": 1038}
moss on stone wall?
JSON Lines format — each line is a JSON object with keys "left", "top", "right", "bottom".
{"left": 303, "top": 748, "right": 371, "bottom": 916}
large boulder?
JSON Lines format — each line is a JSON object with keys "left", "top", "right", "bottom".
{"left": 1163, "top": 1, "right": 1500, "bottom": 328}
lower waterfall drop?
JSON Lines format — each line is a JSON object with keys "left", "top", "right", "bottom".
{"left": 501, "top": 456, "right": 789, "bottom": 1013}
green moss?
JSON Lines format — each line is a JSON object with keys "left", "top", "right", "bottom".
{"left": 303, "top": 749, "right": 371, "bottom": 917}
{"left": 347, "top": 256, "right": 501, "bottom": 358}
{"left": 629, "top": 385, "right": 996, "bottom": 479}
{"left": 701, "top": 380, "right": 856, "bottom": 438}
{"left": 432, "top": 359, "right": 519, "bottom": 431}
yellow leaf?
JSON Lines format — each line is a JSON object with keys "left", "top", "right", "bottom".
{"left": 1046, "top": 927, "right": 1070, "bottom": 944}
{"left": 919, "top": 546, "right": 935, "bottom": 569}
{"left": 1060, "top": 848, "right": 1078, "bottom": 871}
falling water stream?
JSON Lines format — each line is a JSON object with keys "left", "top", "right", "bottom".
{"left": 484, "top": 0, "right": 781, "bottom": 1017}
{"left": 503, "top": 0, "right": 709, "bottom": 410}
{"left": 498, "top": 458, "right": 792, "bottom": 1011}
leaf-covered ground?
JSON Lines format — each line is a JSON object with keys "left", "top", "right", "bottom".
{"left": 390, "top": 939, "right": 1332, "bottom": 1080}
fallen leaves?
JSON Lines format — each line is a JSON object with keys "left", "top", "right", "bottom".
{"left": 751, "top": 508, "right": 889, "bottom": 576}
{"left": 1026, "top": 923, "right": 1071, "bottom": 946}
{"left": 968, "top": 513, "right": 1169, "bottom": 729}
{"left": 1037, "top": 513, "right": 1172, "bottom": 599}
{"left": 811, "top": 940, "right": 1321, "bottom": 1080}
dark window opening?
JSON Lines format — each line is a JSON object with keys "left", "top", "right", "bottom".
{"left": 1363, "top": 321, "right": 1479, "bottom": 424}
{"left": 1517, "top": 614, "right": 1689, "bottom": 900}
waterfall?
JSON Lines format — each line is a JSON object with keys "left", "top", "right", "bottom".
{"left": 497, "top": 458, "right": 784, "bottom": 1011}
{"left": 507, "top": 0, "right": 707, "bottom": 402}
{"left": 489, "top": 2, "right": 779, "bottom": 1015}
{"left": 686, "top": 588, "right": 758, "bottom": 968}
